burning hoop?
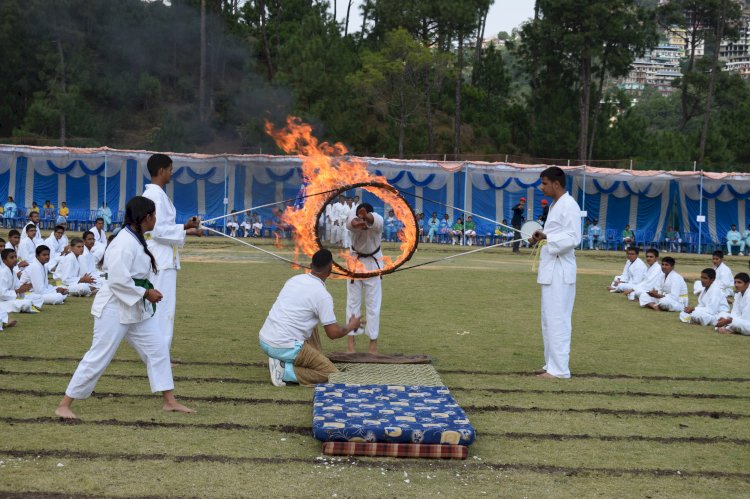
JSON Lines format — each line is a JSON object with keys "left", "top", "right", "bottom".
{"left": 315, "top": 182, "right": 419, "bottom": 279}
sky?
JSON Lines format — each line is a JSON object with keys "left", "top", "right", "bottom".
{"left": 334, "top": 0, "right": 536, "bottom": 40}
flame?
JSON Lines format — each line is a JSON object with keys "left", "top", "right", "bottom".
{"left": 265, "top": 116, "right": 417, "bottom": 276}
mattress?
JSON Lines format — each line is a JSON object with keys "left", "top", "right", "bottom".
{"left": 312, "top": 383, "right": 476, "bottom": 445}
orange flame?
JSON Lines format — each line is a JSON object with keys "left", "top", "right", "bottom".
{"left": 265, "top": 116, "right": 417, "bottom": 276}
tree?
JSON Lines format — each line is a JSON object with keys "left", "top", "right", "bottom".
{"left": 348, "top": 29, "right": 432, "bottom": 157}
{"left": 517, "top": 0, "right": 658, "bottom": 162}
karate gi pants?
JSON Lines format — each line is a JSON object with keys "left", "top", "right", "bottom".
{"left": 65, "top": 302, "right": 174, "bottom": 399}
{"left": 540, "top": 264, "right": 575, "bottom": 378}
{"left": 680, "top": 308, "right": 719, "bottom": 326}
{"left": 728, "top": 319, "right": 750, "bottom": 335}
{"left": 151, "top": 268, "right": 177, "bottom": 349}
{"left": 640, "top": 293, "right": 685, "bottom": 311}
{"left": 0, "top": 298, "right": 36, "bottom": 312}
{"left": 65, "top": 283, "right": 93, "bottom": 297}
{"left": 27, "top": 292, "right": 65, "bottom": 306}
{"left": 347, "top": 273, "right": 382, "bottom": 341}
{"left": 615, "top": 282, "right": 636, "bottom": 293}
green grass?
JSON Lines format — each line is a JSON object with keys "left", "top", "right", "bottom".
{"left": 1, "top": 236, "right": 749, "bottom": 497}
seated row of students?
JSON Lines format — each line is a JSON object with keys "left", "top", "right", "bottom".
{"left": 0, "top": 226, "right": 108, "bottom": 331}
{"left": 607, "top": 246, "right": 749, "bottom": 335}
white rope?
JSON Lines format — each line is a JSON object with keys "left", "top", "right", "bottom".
{"left": 201, "top": 188, "right": 339, "bottom": 224}
{"left": 200, "top": 225, "right": 302, "bottom": 267}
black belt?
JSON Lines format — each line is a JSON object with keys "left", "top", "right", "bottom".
{"left": 351, "top": 245, "right": 381, "bottom": 282}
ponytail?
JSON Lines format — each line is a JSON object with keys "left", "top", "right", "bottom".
{"left": 124, "top": 196, "right": 158, "bottom": 274}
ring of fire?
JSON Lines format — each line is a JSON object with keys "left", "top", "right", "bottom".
{"left": 314, "top": 182, "right": 419, "bottom": 279}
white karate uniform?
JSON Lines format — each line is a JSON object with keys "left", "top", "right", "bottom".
{"left": 80, "top": 246, "right": 104, "bottom": 289}
{"left": 679, "top": 282, "right": 729, "bottom": 326}
{"left": 346, "top": 211, "right": 384, "bottom": 341}
{"left": 330, "top": 202, "right": 346, "bottom": 245}
{"left": 54, "top": 252, "right": 93, "bottom": 296}
{"left": 64, "top": 227, "right": 174, "bottom": 399}
{"left": 628, "top": 262, "right": 662, "bottom": 301}
{"left": 20, "top": 222, "right": 43, "bottom": 244}
{"left": 20, "top": 259, "right": 66, "bottom": 305}
{"left": 639, "top": 270, "right": 688, "bottom": 311}
{"left": 143, "top": 183, "right": 186, "bottom": 349}
{"left": 614, "top": 258, "right": 648, "bottom": 293}
{"left": 0, "top": 264, "right": 36, "bottom": 312}
{"left": 17, "top": 237, "right": 36, "bottom": 265}
{"left": 92, "top": 227, "right": 107, "bottom": 246}
{"left": 537, "top": 192, "right": 582, "bottom": 379}
{"left": 722, "top": 290, "right": 750, "bottom": 335}
{"left": 694, "top": 262, "right": 734, "bottom": 297}
{"left": 324, "top": 204, "right": 333, "bottom": 242}
{"left": 43, "top": 234, "right": 66, "bottom": 271}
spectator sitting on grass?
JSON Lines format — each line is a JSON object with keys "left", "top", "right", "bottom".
{"left": 639, "top": 256, "right": 688, "bottom": 312}
{"left": 716, "top": 272, "right": 750, "bottom": 335}
{"left": 679, "top": 268, "right": 729, "bottom": 326}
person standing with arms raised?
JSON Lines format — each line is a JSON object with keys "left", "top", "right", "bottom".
{"left": 529, "top": 167, "right": 582, "bottom": 379}
{"left": 142, "top": 154, "right": 202, "bottom": 351}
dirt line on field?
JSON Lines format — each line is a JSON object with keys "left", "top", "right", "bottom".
{"left": 4, "top": 417, "right": 749, "bottom": 446}
{"left": 442, "top": 369, "right": 750, "bottom": 382}
{"left": 464, "top": 404, "right": 750, "bottom": 419}
{"left": 1, "top": 388, "right": 747, "bottom": 419}
{"left": 2, "top": 449, "right": 749, "bottom": 481}
{"left": 3, "top": 369, "right": 748, "bottom": 401}
{"left": 0, "top": 388, "right": 309, "bottom": 406}
{"left": 0, "top": 355, "right": 263, "bottom": 368}
{"left": 0, "top": 493, "right": 179, "bottom": 499}
{"left": 4, "top": 356, "right": 750, "bottom": 382}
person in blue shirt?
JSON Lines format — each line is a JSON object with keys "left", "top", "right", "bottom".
{"left": 427, "top": 212, "right": 439, "bottom": 243}
{"left": 588, "top": 219, "right": 602, "bottom": 250}
{"left": 96, "top": 202, "right": 112, "bottom": 231}
{"left": 743, "top": 224, "right": 750, "bottom": 256}
{"left": 3, "top": 197, "right": 17, "bottom": 228}
{"left": 383, "top": 210, "right": 398, "bottom": 242}
{"left": 438, "top": 214, "right": 451, "bottom": 243}
{"left": 726, "top": 224, "right": 743, "bottom": 255}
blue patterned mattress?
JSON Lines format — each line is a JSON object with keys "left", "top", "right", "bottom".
{"left": 312, "top": 384, "right": 476, "bottom": 445}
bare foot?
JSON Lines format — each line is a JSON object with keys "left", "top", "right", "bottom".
{"left": 163, "top": 401, "right": 195, "bottom": 413}
{"left": 536, "top": 372, "right": 557, "bottom": 380}
{"left": 55, "top": 406, "right": 78, "bottom": 419}
{"left": 717, "top": 327, "right": 732, "bottom": 335}
{"left": 347, "top": 336, "right": 356, "bottom": 353}
{"left": 533, "top": 368, "right": 546, "bottom": 375}
{"left": 647, "top": 303, "right": 659, "bottom": 311}
{"left": 4, "top": 320, "right": 17, "bottom": 328}
{"left": 368, "top": 340, "right": 378, "bottom": 354}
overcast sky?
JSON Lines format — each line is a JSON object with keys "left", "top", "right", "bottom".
{"left": 334, "top": 1, "right": 536, "bottom": 39}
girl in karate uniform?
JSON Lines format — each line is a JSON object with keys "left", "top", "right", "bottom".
{"left": 55, "top": 196, "right": 193, "bottom": 419}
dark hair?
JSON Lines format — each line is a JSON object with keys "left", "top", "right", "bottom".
{"left": 54, "top": 225, "right": 65, "bottom": 233}
{"left": 0, "top": 237, "right": 4, "bottom": 245}
{"left": 701, "top": 268, "right": 716, "bottom": 280}
{"left": 8, "top": 229, "right": 19, "bottom": 238}
{"left": 662, "top": 256, "right": 676, "bottom": 266}
{"left": 36, "top": 244, "right": 50, "bottom": 256}
{"left": 83, "top": 230, "right": 94, "bottom": 240}
{"left": 626, "top": 246, "right": 640, "bottom": 255}
{"left": 713, "top": 250, "right": 724, "bottom": 259}
{"left": 539, "top": 166, "right": 566, "bottom": 189}
{"left": 356, "top": 203, "right": 374, "bottom": 214}
{"left": 95, "top": 217, "right": 104, "bottom": 223}
{"left": 1, "top": 248, "right": 15, "bottom": 261}
{"left": 147, "top": 153, "right": 172, "bottom": 177}
{"left": 24, "top": 223, "right": 36, "bottom": 233}
{"left": 311, "top": 249, "right": 333, "bottom": 272}
{"left": 70, "top": 237, "right": 84, "bottom": 246}
{"left": 124, "top": 195, "right": 158, "bottom": 273}
{"left": 735, "top": 272, "right": 750, "bottom": 283}
{"left": 28, "top": 211, "right": 39, "bottom": 218}
{"left": 646, "top": 248, "right": 659, "bottom": 258}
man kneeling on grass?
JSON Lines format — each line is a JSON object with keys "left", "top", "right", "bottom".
{"left": 259, "top": 249, "right": 361, "bottom": 387}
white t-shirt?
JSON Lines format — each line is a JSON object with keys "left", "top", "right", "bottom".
{"left": 259, "top": 273, "right": 337, "bottom": 348}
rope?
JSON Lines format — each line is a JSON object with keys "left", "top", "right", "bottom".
{"left": 531, "top": 240, "right": 548, "bottom": 272}
{"left": 201, "top": 187, "right": 342, "bottom": 224}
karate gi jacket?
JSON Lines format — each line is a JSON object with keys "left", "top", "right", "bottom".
{"left": 715, "top": 262, "right": 734, "bottom": 294}
{"left": 657, "top": 271, "right": 688, "bottom": 306}
{"left": 694, "top": 283, "right": 730, "bottom": 316}
{"left": 622, "top": 258, "right": 648, "bottom": 284}
{"left": 90, "top": 228, "right": 156, "bottom": 324}
{"left": 143, "top": 184, "right": 186, "bottom": 271}
{"left": 537, "top": 192, "right": 582, "bottom": 285}
{"left": 0, "top": 265, "right": 20, "bottom": 302}
{"left": 22, "top": 259, "right": 58, "bottom": 295}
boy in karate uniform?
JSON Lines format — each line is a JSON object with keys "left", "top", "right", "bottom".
{"left": 639, "top": 257, "right": 688, "bottom": 312}
{"left": 54, "top": 238, "right": 96, "bottom": 296}
{"left": 679, "top": 268, "right": 729, "bottom": 326}
{"left": 20, "top": 245, "right": 68, "bottom": 305}
{"left": 716, "top": 272, "right": 750, "bottom": 335}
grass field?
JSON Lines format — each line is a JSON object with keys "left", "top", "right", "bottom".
{"left": 1, "top": 236, "right": 749, "bottom": 497}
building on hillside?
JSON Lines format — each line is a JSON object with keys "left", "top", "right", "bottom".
{"left": 721, "top": 12, "right": 750, "bottom": 78}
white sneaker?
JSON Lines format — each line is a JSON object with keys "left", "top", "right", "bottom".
{"left": 268, "top": 357, "right": 286, "bottom": 386}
